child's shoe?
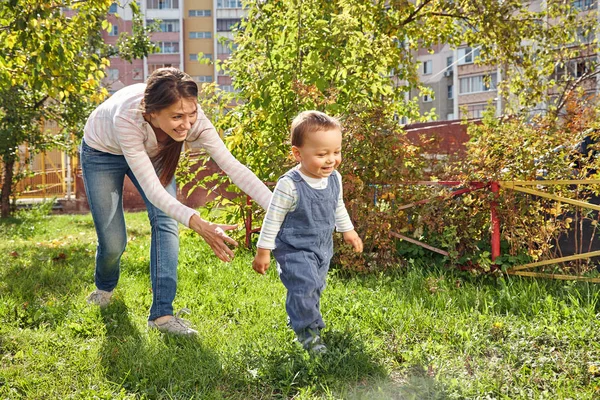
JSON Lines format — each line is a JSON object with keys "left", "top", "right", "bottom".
{"left": 297, "top": 328, "right": 327, "bottom": 354}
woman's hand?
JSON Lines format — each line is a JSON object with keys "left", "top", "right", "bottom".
{"left": 189, "top": 214, "right": 238, "bottom": 262}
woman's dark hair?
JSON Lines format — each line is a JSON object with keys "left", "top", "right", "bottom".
{"left": 142, "top": 67, "right": 198, "bottom": 186}
{"left": 291, "top": 110, "right": 341, "bottom": 147}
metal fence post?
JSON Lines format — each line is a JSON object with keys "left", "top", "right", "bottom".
{"left": 490, "top": 181, "right": 501, "bottom": 261}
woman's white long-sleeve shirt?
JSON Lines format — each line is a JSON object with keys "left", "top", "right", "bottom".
{"left": 83, "top": 83, "right": 272, "bottom": 227}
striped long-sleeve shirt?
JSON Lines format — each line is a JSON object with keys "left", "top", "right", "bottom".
{"left": 83, "top": 83, "right": 272, "bottom": 227}
{"left": 257, "top": 167, "right": 354, "bottom": 250}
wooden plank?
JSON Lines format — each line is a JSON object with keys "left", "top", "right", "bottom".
{"left": 509, "top": 250, "right": 600, "bottom": 271}
{"left": 389, "top": 231, "right": 449, "bottom": 256}
{"left": 501, "top": 180, "right": 600, "bottom": 186}
{"left": 499, "top": 183, "right": 600, "bottom": 212}
{"left": 506, "top": 270, "right": 600, "bottom": 283}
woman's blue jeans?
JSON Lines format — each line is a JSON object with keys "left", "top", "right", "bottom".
{"left": 80, "top": 140, "right": 179, "bottom": 321}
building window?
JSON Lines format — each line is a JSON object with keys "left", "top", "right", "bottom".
{"left": 447, "top": 85, "right": 453, "bottom": 99}
{"left": 190, "top": 53, "right": 213, "bottom": 61}
{"left": 155, "top": 42, "right": 179, "bottom": 54}
{"left": 108, "top": 25, "right": 118, "bottom": 36}
{"left": 423, "top": 60, "right": 432, "bottom": 75}
{"left": 190, "top": 31, "right": 212, "bottom": 39}
{"left": 572, "top": 0, "right": 596, "bottom": 10}
{"left": 217, "top": 19, "right": 241, "bottom": 32}
{"left": 147, "top": 19, "right": 180, "bottom": 32}
{"left": 458, "top": 47, "right": 480, "bottom": 65}
{"left": 189, "top": 9, "right": 211, "bottom": 17}
{"left": 446, "top": 113, "right": 455, "bottom": 120}
{"left": 148, "top": 63, "right": 178, "bottom": 73}
{"left": 560, "top": 57, "right": 595, "bottom": 78}
{"left": 576, "top": 27, "right": 595, "bottom": 44}
{"left": 459, "top": 73, "right": 497, "bottom": 94}
{"left": 193, "top": 75, "right": 213, "bottom": 83}
{"left": 109, "top": 2, "right": 118, "bottom": 13}
{"left": 217, "top": 40, "right": 237, "bottom": 55}
{"left": 423, "top": 93, "right": 433, "bottom": 102}
{"left": 132, "top": 68, "right": 143, "bottom": 80}
{"left": 219, "top": 85, "right": 238, "bottom": 92}
{"left": 463, "top": 103, "right": 493, "bottom": 119}
{"left": 217, "top": 0, "right": 243, "bottom": 8}
{"left": 444, "top": 56, "right": 454, "bottom": 76}
{"left": 107, "top": 69, "right": 119, "bottom": 81}
{"left": 147, "top": 0, "right": 179, "bottom": 10}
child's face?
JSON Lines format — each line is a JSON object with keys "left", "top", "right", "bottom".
{"left": 292, "top": 128, "right": 342, "bottom": 179}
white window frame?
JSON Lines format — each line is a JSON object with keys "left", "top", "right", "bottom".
{"left": 189, "top": 9, "right": 211, "bottom": 17}
{"left": 459, "top": 73, "right": 497, "bottom": 94}
{"left": 107, "top": 68, "right": 119, "bottom": 81}
{"left": 190, "top": 31, "right": 212, "bottom": 39}
{"left": 155, "top": 41, "right": 179, "bottom": 54}
{"left": 193, "top": 75, "right": 213, "bottom": 83}
{"left": 217, "top": 0, "right": 242, "bottom": 8}
{"left": 423, "top": 60, "right": 433, "bottom": 75}
{"left": 190, "top": 53, "right": 213, "bottom": 61}
{"left": 147, "top": 0, "right": 179, "bottom": 10}
{"left": 153, "top": 19, "right": 179, "bottom": 33}
{"left": 458, "top": 47, "right": 481, "bottom": 65}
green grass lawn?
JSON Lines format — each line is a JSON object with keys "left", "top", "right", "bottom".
{"left": 2, "top": 211, "right": 600, "bottom": 399}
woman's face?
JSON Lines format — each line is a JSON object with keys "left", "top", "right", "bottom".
{"left": 148, "top": 97, "right": 198, "bottom": 142}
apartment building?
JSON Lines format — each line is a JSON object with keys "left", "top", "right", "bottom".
{"left": 103, "top": 0, "right": 243, "bottom": 92}
{"left": 413, "top": 0, "right": 599, "bottom": 122}
{"left": 414, "top": 43, "right": 501, "bottom": 121}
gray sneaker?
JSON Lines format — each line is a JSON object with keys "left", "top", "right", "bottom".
{"left": 148, "top": 308, "right": 198, "bottom": 336}
{"left": 86, "top": 289, "right": 113, "bottom": 307}
{"left": 297, "top": 328, "right": 327, "bottom": 354}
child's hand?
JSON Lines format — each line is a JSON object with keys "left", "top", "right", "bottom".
{"left": 343, "top": 230, "right": 363, "bottom": 253}
{"left": 253, "top": 248, "right": 272, "bottom": 275}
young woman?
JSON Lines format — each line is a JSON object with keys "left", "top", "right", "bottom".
{"left": 81, "top": 67, "right": 271, "bottom": 335}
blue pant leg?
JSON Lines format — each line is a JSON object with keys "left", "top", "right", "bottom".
{"left": 80, "top": 141, "right": 129, "bottom": 292}
{"left": 276, "top": 250, "right": 326, "bottom": 333}
{"left": 127, "top": 173, "right": 179, "bottom": 321}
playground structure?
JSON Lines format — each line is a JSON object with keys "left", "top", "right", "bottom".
{"left": 244, "top": 179, "right": 600, "bottom": 282}
{"left": 387, "top": 179, "right": 600, "bottom": 282}
{"left": 13, "top": 146, "right": 78, "bottom": 201}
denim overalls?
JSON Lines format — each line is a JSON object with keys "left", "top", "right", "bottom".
{"left": 273, "top": 170, "right": 339, "bottom": 335}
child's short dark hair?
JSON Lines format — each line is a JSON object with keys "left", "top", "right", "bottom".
{"left": 291, "top": 110, "right": 341, "bottom": 147}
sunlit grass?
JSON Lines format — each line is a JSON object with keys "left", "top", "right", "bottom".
{"left": 1, "top": 211, "right": 600, "bottom": 399}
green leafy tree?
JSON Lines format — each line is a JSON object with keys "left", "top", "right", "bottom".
{"left": 193, "top": 0, "right": 597, "bottom": 270}
{"left": 0, "top": 0, "right": 157, "bottom": 217}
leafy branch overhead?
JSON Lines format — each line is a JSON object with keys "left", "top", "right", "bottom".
{"left": 194, "top": 0, "right": 597, "bottom": 271}
{"left": 0, "top": 0, "right": 158, "bottom": 217}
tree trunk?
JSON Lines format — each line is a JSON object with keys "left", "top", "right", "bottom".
{"left": 1, "top": 158, "right": 14, "bottom": 218}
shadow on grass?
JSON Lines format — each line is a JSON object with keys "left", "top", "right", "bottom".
{"left": 99, "top": 300, "right": 223, "bottom": 398}
{"left": 224, "top": 328, "right": 392, "bottom": 398}
{"left": 0, "top": 242, "right": 94, "bottom": 329}
{"left": 346, "top": 369, "right": 450, "bottom": 400}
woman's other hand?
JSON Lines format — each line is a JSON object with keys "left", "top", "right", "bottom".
{"left": 189, "top": 214, "right": 238, "bottom": 262}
